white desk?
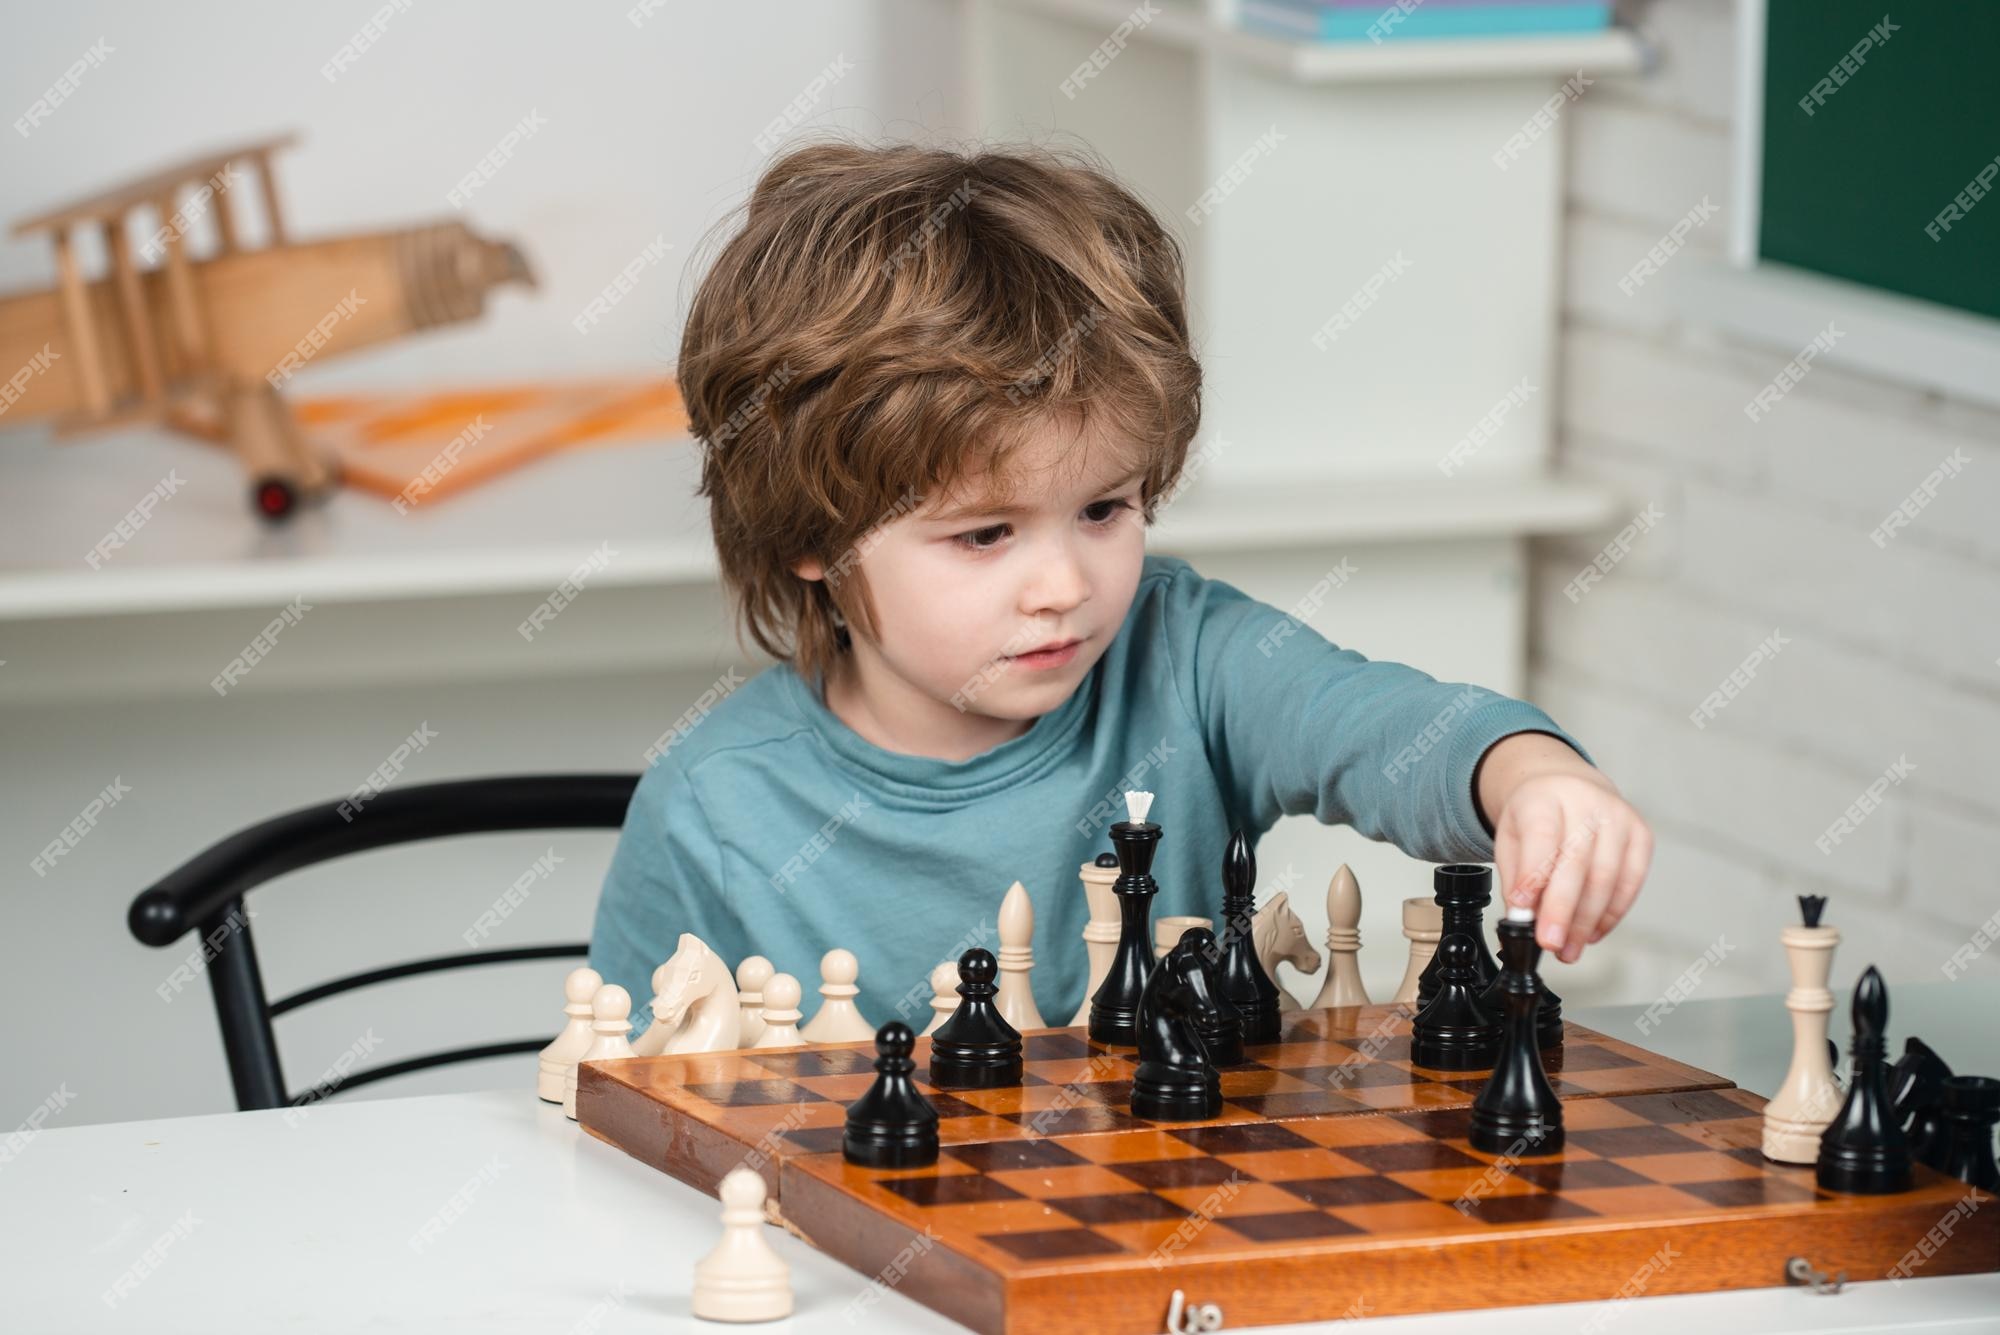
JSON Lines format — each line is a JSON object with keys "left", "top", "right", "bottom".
{"left": 7, "top": 992, "right": 1996, "bottom": 1333}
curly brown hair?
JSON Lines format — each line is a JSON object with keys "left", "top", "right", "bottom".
{"left": 677, "top": 138, "right": 1203, "bottom": 690}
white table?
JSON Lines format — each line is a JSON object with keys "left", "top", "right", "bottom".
{"left": 7, "top": 990, "right": 1996, "bottom": 1334}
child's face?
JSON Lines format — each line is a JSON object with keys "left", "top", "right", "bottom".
{"left": 800, "top": 415, "right": 1149, "bottom": 743}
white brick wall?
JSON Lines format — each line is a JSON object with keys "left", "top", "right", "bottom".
{"left": 1533, "top": 0, "right": 2000, "bottom": 1007}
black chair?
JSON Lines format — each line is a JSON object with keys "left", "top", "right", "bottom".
{"left": 128, "top": 773, "right": 638, "bottom": 1111}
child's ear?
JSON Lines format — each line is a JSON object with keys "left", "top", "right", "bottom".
{"left": 791, "top": 556, "right": 825, "bottom": 581}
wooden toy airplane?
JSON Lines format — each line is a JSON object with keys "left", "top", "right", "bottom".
{"left": 0, "top": 133, "right": 536, "bottom": 520}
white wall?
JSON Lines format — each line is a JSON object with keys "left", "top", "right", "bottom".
{"left": 1530, "top": 0, "right": 2000, "bottom": 1016}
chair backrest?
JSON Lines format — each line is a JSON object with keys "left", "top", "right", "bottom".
{"left": 128, "top": 773, "right": 638, "bottom": 1110}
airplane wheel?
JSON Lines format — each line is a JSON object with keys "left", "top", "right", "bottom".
{"left": 252, "top": 478, "right": 298, "bottom": 522}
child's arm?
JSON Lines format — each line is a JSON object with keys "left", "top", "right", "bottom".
{"left": 1473, "top": 731, "right": 1652, "bottom": 964}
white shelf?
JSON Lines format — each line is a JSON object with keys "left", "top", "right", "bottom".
{"left": 994, "top": 0, "right": 1649, "bottom": 83}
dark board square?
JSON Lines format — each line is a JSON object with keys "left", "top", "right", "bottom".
{"left": 1168, "top": 1122, "right": 1318, "bottom": 1155}
{"left": 1047, "top": 1192, "right": 1190, "bottom": 1224}
{"left": 878, "top": 1174, "right": 1025, "bottom": 1206}
{"left": 1222, "top": 1210, "right": 1365, "bottom": 1242}
{"left": 1675, "top": 1176, "right": 1820, "bottom": 1208}
{"left": 1337, "top": 1034, "right": 1413, "bottom": 1062}
{"left": 1568, "top": 1125, "right": 1710, "bottom": 1158}
{"left": 683, "top": 1079, "right": 827, "bottom": 1107}
{"left": 1618, "top": 1090, "right": 1760, "bottom": 1126}
{"left": 1389, "top": 1107, "right": 1474, "bottom": 1141}
{"left": 981, "top": 1227, "right": 1127, "bottom": 1261}
{"left": 1110, "top": 1157, "right": 1247, "bottom": 1190}
{"left": 1457, "top": 1193, "right": 1599, "bottom": 1225}
{"left": 1229, "top": 1092, "right": 1367, "bottom": 1119}
{"left": 1503, "top": 1158, "right": 1650, "bottom": 1191}
{"left": 1336, "top": 1140, "right": 1485, "bottom": 1173}
{"left": 1280, "top": 1175, "right": 1428, "bottom": 1208}
{"left": 946, "top": 1139, "right": 1089, "bottom": 1173}
{"left": 923, "top": 1091, "right": 990, "bottom": 1120}
{"left": 1001, "top": 1105, "right": 1140, "bottom": 1136}
{"left": 775, "top": 1126, "right": 847, "bottom": 1154}
{"left": 1022, "top": 1033, "right": 1096, "bottom": 1060}
{"left": 1312, "top": 1061, "right": 1424, "bottom": 1090}
{"left": 1555, "top": 1043, "right": 1642, "bottom": 1072}
{"left": 748, "top": 1048, "right": 876, "bottom": 1077}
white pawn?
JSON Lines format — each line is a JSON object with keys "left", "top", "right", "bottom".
{"left": 1309, "top": 864, "right": 1371, "bottom": 1009}
{"left": 564, "top": 983, "right": 636, "bottom": 1121}
{"left": 995, "top": 881, "right": 1047, "bottom": 1030}
{"left": 538, "top": 966, "right": 601, "bottom": 1103}
{"left": 692, "top": 1166, "right": 792, "bottom": 1322}
{"left": 920, "top": 961, "right": 959, "bottom": 1037}
{"left": 736, "top": 955, "right": 774, "bottom": 1048}
{"left": 750, "top": 973, "right": 804, "bottom": 1048}
{"left": 800, "top": 949, "right": 875, "bottom": 1044}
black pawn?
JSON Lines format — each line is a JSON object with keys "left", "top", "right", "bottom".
{"left": 1131, "top": 940, "right": 1222, "bottom": 1122}
{"left": 1889, "top": 1036, "right": 1954, "bottom": 1160}
{"left": 1177, "top": 926, "right": 1245, "bottom": 1066}
{"left": 1213, "top": 830, "right": 1283, "bottom": 1046}
{"left": 1478, "top": 942, "right": 1564, "bottom": 1050}
{"left": 1816, "top": 965, "right": 1912, "bottom": 1194}
{"left": 1087, "top": 811, "right": 1162, "bottom": 1046}
{"left": 843, "top": 1022, "right": 940, "bottom": 1168}
{"left": 1417, "top": 865, "right": 1500, "bottom": 1009}
{"left": 930, "top": 949, "right": 1022, "bottom": 1089}
{"left": 1412, "top": 935, "right": 1501, "bottom": 1071}
{"left": 1469, "top": 914, "right": 1563, "bottom": 1156}
{"left": 1921, "top": 1075, "right": 1999, "bottom": 1191}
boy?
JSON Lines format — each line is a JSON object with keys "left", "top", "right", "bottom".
{"left": 590, "top": 141, "right": 1650, "bottom": 1030}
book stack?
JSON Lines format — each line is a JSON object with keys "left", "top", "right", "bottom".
{"left": 1239, "top": 0, "right": 1611, "bottom": 42}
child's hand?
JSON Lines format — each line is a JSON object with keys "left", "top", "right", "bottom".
{"left": 1478, "top": 734, "right": 1652, "bottom": 964}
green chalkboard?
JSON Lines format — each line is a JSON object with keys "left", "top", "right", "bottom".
{"left": 1760, "top": 2, "right": 2000, "bottom": 321}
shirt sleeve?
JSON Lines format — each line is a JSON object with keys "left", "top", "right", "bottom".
{"left": 1158, "top": 558, "right": 1594, "bottom": 864}
{"left": 588, "top": 759, "right": 740, "bottom": 1039}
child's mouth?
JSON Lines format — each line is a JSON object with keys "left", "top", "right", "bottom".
{"left": 1006, "top": 638, "right": 1082, "bottom": 670}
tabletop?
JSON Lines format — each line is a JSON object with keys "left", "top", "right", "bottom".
{"left": 6, "top": 987, "right": 1996, "bottom": 1333}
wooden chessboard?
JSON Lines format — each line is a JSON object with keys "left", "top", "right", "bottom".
{"left": 575, "top": 1006, "right": 1998, "bottom": 1334}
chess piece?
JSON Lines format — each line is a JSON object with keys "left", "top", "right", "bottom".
{"left": 1816, "top": 965, "right": 1912, "bottom": 1194}
{"left": 1469, "top": 909, "right": 1563, "bottom": 1156}
{"left": 1763, "top": 895, "right": 1844, "bottom": 1163}
{"left": 1155, "top": 915, "right": 1211, "bottom": 960}
{"left": 1418, "top": 864, "right": 1499, "bottom": 1007}
{"left": 634, "top": 934, "right": 741, "bottom": 1057}
{"left": 1253, "top": 893, "right": 1321, "bottom": 1011}
{"left": 1411, "top": 935, "right": 1501, "bottom": 1071}
{"left": 735, "top": 955, "right": 774, "bottom": 1048}
{"left": 1309, "top": 864, "right": 1370, "bottom": 1009}
{"left": 1131, "top": 939, "right": 1222, "bottom": 1121}
{"left": 538, "top": 966, "right": 600, "bottom": 1102}
{"left": 564, "top": 983, "right": 636, "bottom": 1121}
{"left": 1088, "top": 791, "right": 1163, "bottom": 1046}
{"left": 1068, "top": 852, "right": 1122, "bottom": 1026}
{"left": 1890, "top": 1036, "right": 1954, "bottom": 1162}
{"left": 800, "top": 948, "right": 875, "bottom": 1044}
{"left": 930, "top": 948, "right": 1023, "bottom": 1088}
{"left": 920, "top": 961, "right": 959, "bottom": 1037}
{"left": 691, "top": 1166, "right": 792, "bottom": 1322}
{"left": 844, "top": 1021, "right": 941, "bottom": 1168}
{"left": 1923, "top": 1075, "right": 2000, "bottom": 1191}
{"left": 1214, "top": 829, "right": 1283, "bottom": 1046}
{"left": 1390, "top": 896, "right": 1443, "bottom": 1005}
{"left": 1177, "top": 926, "right": 1245, "bottom": 1066}
{"left": 749, "top": 973, "right": 805, "bottom": 1049}
{"left": 995, "top": 881, "right": 1048, "bottom": 1030}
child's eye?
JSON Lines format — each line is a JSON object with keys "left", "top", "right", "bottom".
{"left": 1084, "top": 498, "right": 1135, "bottom": 526}
{"left": 952, "top": 524, "right": 1010, "bottom": 551}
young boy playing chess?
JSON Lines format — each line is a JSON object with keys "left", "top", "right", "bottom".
{"left": 591, "top": 141, "right": 1652, "bottom": 1028}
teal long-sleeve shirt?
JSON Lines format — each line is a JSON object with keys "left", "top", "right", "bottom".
{"left": 589, "top": 553, "right": 1590, "bottom": 1035}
